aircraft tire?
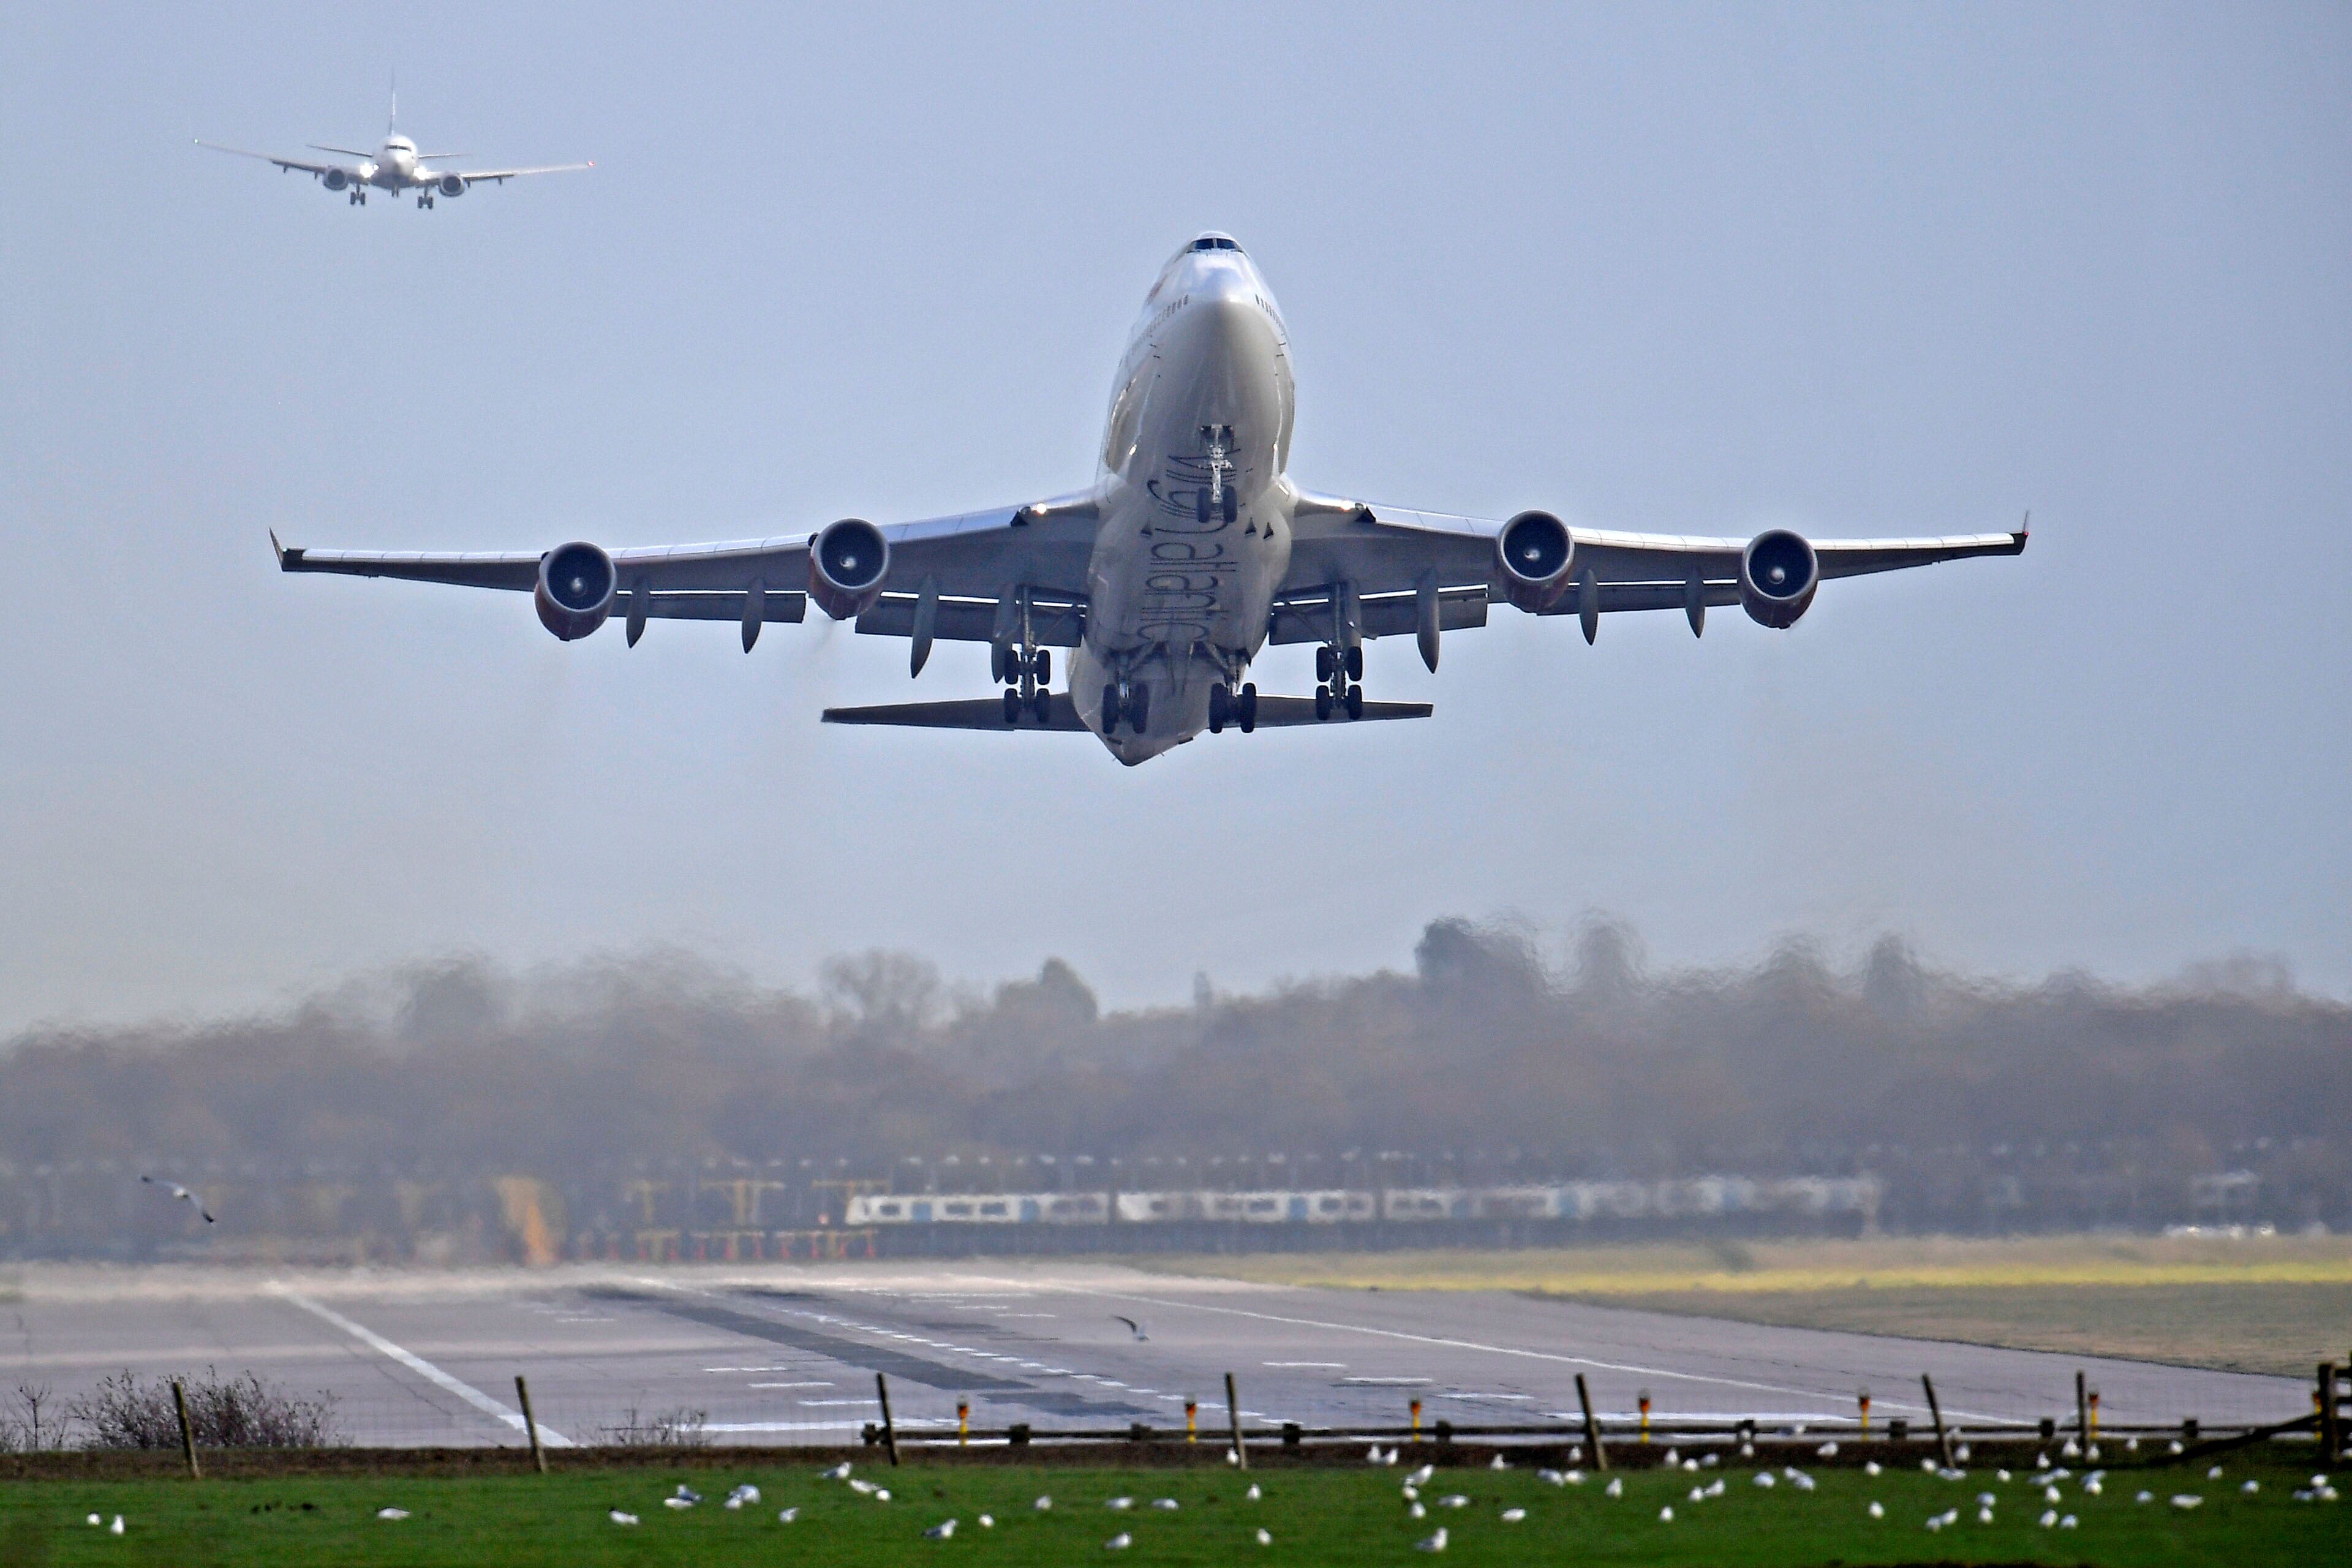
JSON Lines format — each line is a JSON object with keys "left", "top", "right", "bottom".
{"left": 1031, "top": 688, "right": 1050, "bottom": 725}
{"left": 1315, "top": 646, "right": 1335, "bottom": 684}
{"left": 1195, "top": 489, "right": 1212, "bottom": 524}
{"left": 1344, "top": 684, "right": 1364, "bottom": 720}
{"left": 1223, "top": 488, "right": 1238, "bottom": 525}
{"left": 1125, "top": 684, "right": 1150, "bottom": 733}
{"left": 1102, "top": 683, "right": 1121, "bottom": 733}
{"left": 1208, "top": 683, "right": 1229, "bottom": 734}
{"left": 1238, "top": 683, "right": 1258, "bottom": 733}
{"left": 1314, "top": 685, "right": 1333, "bottom": 722}
{"left": 1002, "top": 688, "right": 1021, "bottom": 725}
{"left": 1031, "top": 647, "right": 1050, "bottom": 684}
{"left": 1345, "top": 645, "right": 1364, "bottom": 681}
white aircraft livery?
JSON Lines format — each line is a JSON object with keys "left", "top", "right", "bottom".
{"left": 198, "top": 88, "right": 587, "bottom": 208}
{"left": 277, "top": 232, "right": 2026, "bottom": 765}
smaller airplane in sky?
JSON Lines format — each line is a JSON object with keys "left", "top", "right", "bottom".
{"left": 197, "top": 83, "right": 588, "bottom": 208}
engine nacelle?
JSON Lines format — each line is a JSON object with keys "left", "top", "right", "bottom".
{"left": 808, "top": 518, "right": 889, "bottom": 620}
{"left": 436, "top": 173, "right": 467, "bottom": 198}
{"left": 322, "top": 169, "right": 350, "bottom": 192}
{"left": 535, "top": 541, "right": 617, "bottom": 640}
{"left": 1494, "top": 510, "right": 1575, "bottom": 612}
{"left": 1740, "top": 529, "right": 1819, "bottom": 628}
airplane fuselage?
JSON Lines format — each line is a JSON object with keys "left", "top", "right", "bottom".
{"left": 1070, "top": 238, "right": 1299, "bottom": 763}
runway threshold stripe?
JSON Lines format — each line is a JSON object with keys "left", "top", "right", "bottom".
{"left": 281, "top": 1293, "right": 575, "bottom": 1447}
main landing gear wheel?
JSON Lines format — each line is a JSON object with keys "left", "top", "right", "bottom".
{"left": 1031, "top": 688, "right": 1050, "bottom": 725}
{"left": 1003, "top": 688, "right": 1022, "bottom": 725}
{"left": 1123, "top": 682, "right": 1150, "bottom": 733}
{"left": 1102, "top": 682, "right": 1121, "bottom": 734}
{"left": 1314, "top": 685, "right": 1333, "bottom": 722}
{"left": 1237, "top": 682, "right": 1258, "bottom": 733}
{"left": 1345, "top": 646, "right": 1364, "bottom": 681}
{"left": 1030, "top": 647, "right": 1050, "bottom": 683}
{"left": 1316, "top": 646, "right": 1335, "bottom": 684}
{"left": 1344, "top": 684, "right": 1364, "bottom": 720}
{"left": 1208, "top": 683, "right": 1230, "bottom": 734}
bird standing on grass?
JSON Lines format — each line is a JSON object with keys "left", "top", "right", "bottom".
{"left": 141, "top": 1175, "right": 213, "bottom": 1223}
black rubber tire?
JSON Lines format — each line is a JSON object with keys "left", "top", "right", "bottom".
{"left": 1126, "top": 683, "right": 1150, "bottom": 733}
{"left": 1315, "top": 646, "right": 1335, "bottom": 684}
{"left": 1314, "top": 686, "right": 1333, "bottom": 722}
{"left": 1345, "top": 645, "right": 1364, "bottom": 681}
{"left": 1002, "top": 688, "right": 1022, "bottom": 725}
{"left": 1238, "top": 683, "right": 1257, "bottom": 733}
{"left": 991, "top": 644, "right": 1008, "bottom": 683}
{"left": 1031, "top": 648, "right": 1050, "bottom": 684}
{"left": 1208, "top": 684, "right": 1229, "bottom": 734}
{"left": 1031, "top": 688, "right": 1051, "bottom": 725}
{"left": 1344, "top": 684, "right": 1364, "bottom": 720}
{"left": 1223, "top": 487, "right": 1238, "bottom": 524}
{"left": 1195, "top": 488, "right": 1212, "bottom": 524}
{"left": 1102, "top": 683, "right": 1121, "bottom": 733}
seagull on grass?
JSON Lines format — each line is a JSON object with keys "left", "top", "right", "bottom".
{"left": 141, "top": 1175, "right": 213, "bottom": 1223}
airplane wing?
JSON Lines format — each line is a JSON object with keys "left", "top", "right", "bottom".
{"left": 1280, "top": 492, "right": 2026, "bottom": 643}
{"left": 273, "top": 494, "right": 1104, "bottom": 644}
{"left": 442, "top": 162, "right": 594, "bottom": 186}
{"left": 195, "top": 140, "right": 347, "bottom": 178}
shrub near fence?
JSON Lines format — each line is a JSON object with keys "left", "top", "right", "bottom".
{"left": 69, "top": 1367, "right": 340, "bottom": 1450}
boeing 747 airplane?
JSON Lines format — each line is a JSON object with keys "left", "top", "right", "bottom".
{"left": 277, "top": 232, "right": 2025, "bottom": 764}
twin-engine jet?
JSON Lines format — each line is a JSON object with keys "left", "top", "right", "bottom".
{"left": 277, "top": 232, "right": 2026, "bottom": 765}
{"left": 198, "top": 91, "right": 587, "bottom": 208}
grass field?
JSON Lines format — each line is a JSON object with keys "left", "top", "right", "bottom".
{"left": 0, "top": 1454, "right": 2338, "bottom": 1566}
{"left": 1136, "top": 1233, "right": 2352, "bottom": 1376}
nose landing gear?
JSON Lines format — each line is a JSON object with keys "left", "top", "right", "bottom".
{"left": 1100, "top": 680, "right": 1151, "bottom": 735}
{"left": 1194, "top": 426, "right": 1238, "bottom": 525}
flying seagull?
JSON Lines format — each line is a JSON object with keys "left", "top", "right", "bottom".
{"left": 141, "top": 1175, "right": 213, "bottom": 1223}
{"left": 1112, "top": 1314, "right": 1148, "bottom": 1341}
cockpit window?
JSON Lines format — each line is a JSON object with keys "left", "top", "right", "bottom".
{"left": 1188, "top": 234, "right": 1243, "bottom": 252}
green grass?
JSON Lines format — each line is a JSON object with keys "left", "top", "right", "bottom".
{"left": 0, "top": 1455, "right": 2337, "bottom": 1566}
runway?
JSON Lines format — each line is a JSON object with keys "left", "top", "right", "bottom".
{"left": 0, "top": 1262, "right": 2305, "bottom": 1448}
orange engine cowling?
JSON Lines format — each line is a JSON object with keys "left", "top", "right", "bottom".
{"left": 1739, "top": 529, "right": 1819, "bottom": 628}
{"left": 1494, "top": 510, "right": 1575, "bottom": 612}
{"left": 808, "top": 518, "right": 890, "bottom": 620}
{"left": 535, "top": 541, "right": 616, "bottom": 640}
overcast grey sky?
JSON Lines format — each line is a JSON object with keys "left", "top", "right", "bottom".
{"left": 2, "top": 2, "right": 2346, "bottom": 1033}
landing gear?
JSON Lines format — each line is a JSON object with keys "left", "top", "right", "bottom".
{"left": 1237, "top": 682, "right": 1257, "bottom": 733}
{"left": 1314, "top": 685, "right": 1333, "bottom": 722}
{"left": 1031, "top": 687, "right": 1051, "bottom": 725}
{"left": 417, "top": 193, "right": 435, "bottom": 209}
{"left": 1208, "top": 683, "right": 1230, "bottom": 734}
{"left": 997, "top": 610, "right": 1054, "bottom": 724}
{"left": 1003, "top": 687, "right": 1022, "bottom": 726}
{"left": 1125, "top": 682, "right": 1150, "bottom": 733}
{"left": 1344, "top": 684, "right": 1364, "bottom": 720}
{"left": 1102, "top": 682, "right": 1121, "bottom": 733}
{"left": 1030, "top": 647, "right": 1050, "bottom": 684}
{"left": 1316, "top": 646, "right": 1335, "bottom": 684}
{"left": 1344, "top": 645, "right": 1363, "bottom": 681}
{"left": 1197, "top": 424, "right": 1237, "bottom": 527}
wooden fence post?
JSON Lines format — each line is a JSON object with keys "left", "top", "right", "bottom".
{"left": 515, "top": 1376, "right": 547, "bottom": 1474}
{"left": 171, "top": 1379, "right": 201, "bottom": 1480}
{"left": 2322, "top": 1363, "right": 2340, "bottom": 1462}
{"left": 1226, "top": 1372, "right": 1248, "bottom": 1470}
{"left": 1921, "top": 1374, "right": 1953, "bottom": 1469}
{"left": 876, "top": 1373, "right": 900, "bottom": 1466}
{"left": 1576, "top": 1374, "right": 1608, "bottom": 1471}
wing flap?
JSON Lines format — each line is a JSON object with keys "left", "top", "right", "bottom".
{"left": 1268, "top": 584, "right": 1487, "bottom": 646}
{"left": 854, "top": 592, "right": 1086, "bottom": 647}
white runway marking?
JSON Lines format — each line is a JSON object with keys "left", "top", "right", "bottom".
{"left": 1075, "top": 1287, "right": 2007, "bottom": 1423}
{"left": 281, "top": 1293, "right": 574, "bottom": 1446}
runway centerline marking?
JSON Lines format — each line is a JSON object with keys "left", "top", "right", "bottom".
{"left": 1066, "top": 1287, "right": 2005, "bottom": 1423}
{"left": 279, "top": 1292, "right": 574, "bottom": 1446}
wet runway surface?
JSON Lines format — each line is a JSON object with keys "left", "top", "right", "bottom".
{"left": 2, "top": 1262, "right": 2305, "bottom": 1447}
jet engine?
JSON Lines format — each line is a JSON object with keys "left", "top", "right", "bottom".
{"left": 808, "top": 518, "right": 890, "bottom": 620}
{"left": 436, "top": 173, "right": 466, "bottom": 198}
{"left": 1739, "top": 528, "right": 1819, "bottom": 628}
{"left": 535, "top": 540, "right": 617, "bottom": 640}
{"left": 322, "top": 169, "right": 350, "bottom": 192}
{"left": 1494, "top": 510, "right": 1575, "bottom": 611}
